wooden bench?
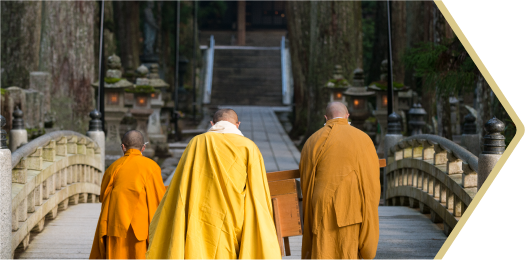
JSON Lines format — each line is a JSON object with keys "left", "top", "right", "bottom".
{"left": 267, "top": 158, "right": 386, "bottom": 256}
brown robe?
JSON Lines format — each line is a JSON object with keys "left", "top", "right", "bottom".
{"left": 300, "top": 118, "right": 380, "bottom": 259}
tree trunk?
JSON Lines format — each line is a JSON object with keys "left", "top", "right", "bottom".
{"left": 476, "top": 75, "right": 493, "bottom": 135}
{"left": 406, "top": 1, "right": 435, "bottom": 126}
{"left": 308, "top": 0, "right": 362, "bottom": 134}
{"left": 94, "top": 1, "right": 117, "bottom": 75}
{"left": 285, "top": 1, "right": 310, "bottom": 138}
{"left": 391, "top": 1, "right": 406, "bottom": 83}
{"left": 38, "top": 1, "right": 96, "bottom": 132}
{"left": 114, "top": 1, "right": 141, "bottom": 72}
{"left": 1, "top": 1, "right": 42, "bottom": 88}
{"left": 366, "top": 1, "right": 387, "bottom": 85}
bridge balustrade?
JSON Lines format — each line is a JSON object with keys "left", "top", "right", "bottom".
{"left": 3, "top": 130, "right": 103, "bottom": 257}
{"left": 385, "top": 118, "right": 505, "bottom": 236}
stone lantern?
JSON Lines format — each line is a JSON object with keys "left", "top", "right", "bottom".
{"left": 324, "top": 65, "right": 350, "bottom": 106}
{"left": 147, "top": 63, "right": 171, "bottom": 156}
{"left": 91, "top": 54, "right": 134, "bottom": 159}
{"left": 369, "top": 60, "right": 410, "bottom": 145}
{"left": 408, "top": 102, "right": 427, "bottom": 136}
{"left": 343, "top": 68, "right": 375, "bottom": 132}
{"left": 130, "top": 65, "right": 155, "bottom": 158}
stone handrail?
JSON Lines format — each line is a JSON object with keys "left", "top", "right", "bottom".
{"left": 385, "top": 134, "right": 479, "bottom": 236}
{"left": 8, "top": 131, "right": 103, "bottom": 257}
{"left": 11, "top": 130, "right": 101, "bottom": 170}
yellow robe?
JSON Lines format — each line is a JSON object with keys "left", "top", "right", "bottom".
{"left": 300, "top": 118, "right": 380, "bottom": 259}
{"left": 90, "top": 149, "right": 166, "bottom": 259}
{"left": 146, "top": 132, "right": 281, "bottom": 259}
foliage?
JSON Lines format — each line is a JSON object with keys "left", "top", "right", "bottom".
{"left": 198, "top": 1, "right": 227, "bottom": 28}
{"left": 326, "top": 78, "right": 350, "bottom": 88}
{"left": 1, "top": 88, "right": 5, "bottom": 95}
{"left": 26, "top": 128, "right": 45, "bottom": 139}
{"left": 104, "top": 77, "right": 121, "bottom": 84}
{"left": 403, "top": 37, "right": 478, "bottom": 95}
{"left": 125, "top": 85, "right": 156, "bottom": 94}
{"left": 369, "top": 81, "right": 405, "bottom": 90}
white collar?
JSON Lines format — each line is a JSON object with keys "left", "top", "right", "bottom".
{"left": 207, "top": 121, "right": 244, "bottom": 136}
{"left": 324, "top": 117, "right": 351, "bottom": 126}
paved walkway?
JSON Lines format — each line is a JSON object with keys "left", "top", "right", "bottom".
{"left": 16, "top": 106, "right": 446, "bottom": 259}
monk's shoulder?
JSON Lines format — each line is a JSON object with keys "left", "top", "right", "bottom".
{"left": 304, "top": 126, "right": 328, "bottom": 148}
{"left": 133, "top": 155, "right": 161, "bottom": 172}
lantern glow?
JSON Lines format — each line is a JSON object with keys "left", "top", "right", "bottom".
{"left": 335, "top": 92, "right": 343, "bottom": 100}
{"left": 137, "top": 96, "right": 147, "bottom": 106}
{"left": 108, "top": 93, "right": 119, "bottom": 105}
{"left": 382, "top": 95, "right": 388, "bottom": 107}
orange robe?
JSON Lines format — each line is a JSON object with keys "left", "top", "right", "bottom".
{"left": 300, "top": 118, "right": 381, "bottom": 259}
{"left": 90, "top": 149, "right": 166, "bottom": 259}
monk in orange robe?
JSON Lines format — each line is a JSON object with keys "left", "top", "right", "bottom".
{"left": 300, "top": 102, "right": 381, "bottom": 259}
{"left": 90, "top": 130, "right": 166, "bottom": 259}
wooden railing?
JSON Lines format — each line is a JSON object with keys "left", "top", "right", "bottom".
{"left": 8, "top": 131, "right": 103, "bottom": 256}
{"left": 385, "top": 134, "right": 479, "bottom": 236}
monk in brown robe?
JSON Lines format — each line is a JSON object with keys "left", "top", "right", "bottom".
{"left": 300, "top": 102, "right": 380, "bottom": 259}
{"left": 90, "top": 130, "right": 166, "bottom": 259}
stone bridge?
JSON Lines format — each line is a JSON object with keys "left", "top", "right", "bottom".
{"left": 0, "top": 107, "right": 504, "bottom": 259}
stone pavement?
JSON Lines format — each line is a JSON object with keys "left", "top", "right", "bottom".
{"left": 15, "top": 203, "right": 100, "bottom": 259}
{"left": 16, "top": 106, "right": 446, "bottom": 259}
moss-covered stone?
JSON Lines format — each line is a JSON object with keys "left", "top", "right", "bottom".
{"left": 104, "top": 77, "right": 121, "bottom": 84}
{"left": 125, "top": 85, "right": 156, "bottom": 94}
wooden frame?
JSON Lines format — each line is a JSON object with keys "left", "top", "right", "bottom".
{"left": 267, "top": 159, "right": 386, "bottom": 256}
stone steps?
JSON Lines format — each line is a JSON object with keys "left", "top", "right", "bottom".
{"left": 210, "top": 48, "right": 283, "bottom": 106}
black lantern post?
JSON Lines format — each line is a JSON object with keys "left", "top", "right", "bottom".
{"left": 172, "top": 0, "right": 181, "bottom": 137}
{"left": 97, "top": 0, "right": 105, "bottom": 131}
{"left": 386, "top": 0, "right": 394, "bottom": 116}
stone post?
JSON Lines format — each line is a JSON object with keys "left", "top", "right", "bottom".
{"left": 0, "top": 115, "right": 12, "bottom": 258}
{"left": 86, "top": 110, "right": 105, "bottom": 170}
{"left": 460, "top": 113, "right": 481, "bottom": 156}
{"left": 383, "top": 112, "right": 404, "bottom": 204}
{"left": 408, "top": 102, "right": 427, "bottom": 136}
{"left": 9, "top": 107, "right": 28, "bottom": 152}
{"left": 478, "top": 117, "right": 506, "bottom": 190}
{"left": 384, "top": 112, "right": 404, "bottom": 161}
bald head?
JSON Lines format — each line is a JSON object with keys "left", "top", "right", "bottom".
{"left": 121, "top": 130, "right": 145, "bottom": 150}
{"left": 213, "top": 109, "right": 239, "bottom": 124}
{"left": 325, "top": 102, "right": 349, "bottom": 120}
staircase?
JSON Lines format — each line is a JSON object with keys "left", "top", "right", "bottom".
{"left": 210, "top": 47, "right": 283, "bottom": 106}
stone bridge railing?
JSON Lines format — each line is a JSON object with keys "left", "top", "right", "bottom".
{"left": 383, "top": 115, "right": 506, "bottom": 236}
{"left": 0, "top": 111, "right": 105, "bottom": 258}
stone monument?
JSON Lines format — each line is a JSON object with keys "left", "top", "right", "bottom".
{"left": 141, "top": 1, "right": 159, "bottom": 63}
{"left": 343, "top": 68, "right": 375, "bottom": 132}
{"left": 130, "top": 65, "right": 155, "bottom": 158}
{"left": 91, "top": 54, "right": 134, "bottom": 165}
{"left": 324, "top": 65, "right": 350, "bottom": 106}
{"left": 369, "top": 60, "right": 410, "bottom": 154}
{"left": 147, "top": 64, "right": 171, "bottom": 157}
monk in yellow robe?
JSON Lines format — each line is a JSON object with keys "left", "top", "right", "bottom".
{"left": 146, "top": 109, "right": 281, "bottom": 259}
{"left": 300, "top": 102, "right": 380, "bottom": 259}
{"left": 90, "top": 130, "right": 166, "bottom": 259}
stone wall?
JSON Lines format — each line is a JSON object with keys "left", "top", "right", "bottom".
{"left": 1, "top": 1, "right": 97, "bottom": 133}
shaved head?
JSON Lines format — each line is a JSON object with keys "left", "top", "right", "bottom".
{"left": 213, "top": 109, "right": 239, "bottom": 124}
{"left": 325, "top": 102, "right": 349, "bottom": 120}
{"left": 121, "top": 130, "right": 145, "bottom": 150}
